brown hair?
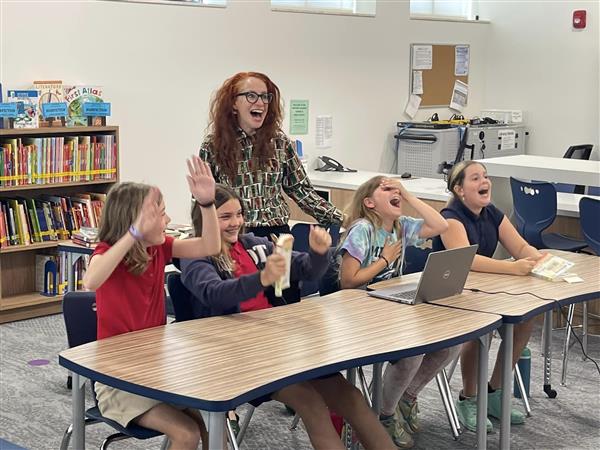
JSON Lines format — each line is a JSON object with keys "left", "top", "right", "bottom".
{"left": 99, "top": 182, "right": 162, "bottom": 275}
{"left": 207, "top": 72, "right": 283, "bottom": 180}
{"left": 191, "top": 184, "right": 243, "bottom": 274}
{"left": 341, "top": 176, "right": 401, "bottom": 242}
{"left": 447, "top": 160, "right": 487, "bottom": 203}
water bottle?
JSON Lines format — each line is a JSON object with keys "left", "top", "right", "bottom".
{"left": 514, "top": 346, "right": 531, "bottom": 398}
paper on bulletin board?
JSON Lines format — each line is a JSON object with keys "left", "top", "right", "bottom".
{"left": 412, "top": 71, "right": 423, "bottom": 94}
{"left": 404, "top": 94, "right": 421, "bottom": 119}
{"left": 449, "top": 80, "right": 468, "bottom": 111}
{"left": 289, "top": 99, "right": 309, "bottom": 135}
{"left": 498, "top": 129, "right": 516, "bottom": 150}
{"left": 316, "top": 115, "right": 333, "bottom": 148}
{"left": 454, "top": 45, "right": 470, "bottom": 76}
{"left": 412, "top": 45, "right": 432, "bottom": 70}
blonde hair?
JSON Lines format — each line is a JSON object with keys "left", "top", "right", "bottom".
{"left": 191, "top": 184, "right": 243, "bottom": 274}
{"left": 341, "top": 175, "right": 401, "bottom": 243}
{"left": 446, "top": 160, "right": 487, "bottom": 204}
{"left": 99, "top": 182, "right": 161, "bottom": 275}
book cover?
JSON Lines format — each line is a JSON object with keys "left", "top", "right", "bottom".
{"left": 63, "top": 85, "right": 103, "bottom": 127}
{"left": 7, "top": 90, "right": 39, "bottom": 128}
{"left": 35, "top": 254, "right": 57, "bottom": 293}
{"left": 531, "top": 254, "right": 575, "bottom": 281}
{"left": 33, "top": 80, "right": 64, "bottom": 126}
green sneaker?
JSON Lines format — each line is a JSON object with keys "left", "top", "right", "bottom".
{"left": 397, "top": 398, "right": 419, "bottom": 434}
{"left": 487, "top": 389, "right": 525, "bottom": 424}
{"left": 456, "top": 397, "right": 493, "bottom": 433}
{"left": 379, "top": 414, "right": 414, "bottom": 448}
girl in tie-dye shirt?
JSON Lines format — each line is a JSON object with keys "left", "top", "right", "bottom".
{"left": 338, "top": 175, "right": 454, "bottom": 449}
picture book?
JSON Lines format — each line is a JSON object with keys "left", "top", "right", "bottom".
{"left": 7, "top": 90, "right": 39, "bottom": 128}
{"left": 531, "top": 253, "right": 575, "bottom": 281}
{"left": 33, "top": 80, "right": 64, "bottom": 126}
{"left": 63, "top": 85, "right": 103, "bottom": 127}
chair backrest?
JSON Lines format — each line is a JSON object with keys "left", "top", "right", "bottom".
{"left": 403, "top": 244, "right": 434, "bottom": 275}
{"left": 587, "top": 186, "right": 600, "bottom": 196}
{"left": 290, "top": 223, "right": 319, "bottom": 297}
{"left": 166, "top": 273, "right": 198, "bottom": 321}
{"left": 563, "top": 144, "right": 593, "bottom": 160}
{"left": 510, "top": 177, "right": 558, "bottom": 249}
{"left": 579, "top": 197, "right": 600, "bottom": 254}
{"left": 62, "top": 291, "right": 97, "bottom": 348}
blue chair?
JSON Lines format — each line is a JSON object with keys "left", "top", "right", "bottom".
{"left": 563, "top": 144, "right": 593, "bottom": 194}
{"left": 60, "top": 291, "right": 167, "bottom": 450}
{"left": 510, "top": 178, "right": 587, "bottom": 251}
{"left": 290, "top": 223, "right": 341, "bottom": 297}
{"left": 560, "top": 196, "right": 600, "bottom": 385}
{"left": 402, "top": 244, "right": 433, "bottom": 274}
{"left": 579, "top": 196, "right": 600, "bottom": 254}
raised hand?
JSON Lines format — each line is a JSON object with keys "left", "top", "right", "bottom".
{"left": 308, "top": 225, "right": 332, "bottom": 255}
{"left": 260, "top": 254, "right": 287, "bottom": 287}
{"left": 132, "top": 187, "right": 162, "bottom": 240}
{"left": 186, "top": 155, "right": 215, "bottom": 205}
{"left": 380, "top": 237, "right": 402, "bottom": 265}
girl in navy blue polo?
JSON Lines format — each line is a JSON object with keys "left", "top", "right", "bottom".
{"left": 433, "top": 160, "right": 544, "bottom": 433}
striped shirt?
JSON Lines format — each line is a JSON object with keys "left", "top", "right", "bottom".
{"left": 199, "top": 129, "right": 343, "bottom": 228}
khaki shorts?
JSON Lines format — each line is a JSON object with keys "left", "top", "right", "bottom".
{"left": 94, "top": 382, "right": 164, "bottom": 427}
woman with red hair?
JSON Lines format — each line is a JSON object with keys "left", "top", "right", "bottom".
{"left": 200, "top": 72, "right": 342, "bottom": 238}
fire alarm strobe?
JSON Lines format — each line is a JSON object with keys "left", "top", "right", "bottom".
{"left": 573, "top": 10, "right": 586, "bottom": 29}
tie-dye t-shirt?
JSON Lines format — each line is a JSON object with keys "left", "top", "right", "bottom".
{"left": 340, "top": 217, "right": 424, "bottom": 285}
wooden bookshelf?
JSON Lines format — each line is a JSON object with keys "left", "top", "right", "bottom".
{"left": 0, "top": 126, "right": 119, "bottom": 323}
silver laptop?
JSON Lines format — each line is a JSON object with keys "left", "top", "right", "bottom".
{"left": 367, "top": 244, "right": 478, "bottom": 305}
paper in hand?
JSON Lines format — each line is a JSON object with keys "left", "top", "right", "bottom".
{"left": 274, "top": 234, "right": 294, "bottom": 297}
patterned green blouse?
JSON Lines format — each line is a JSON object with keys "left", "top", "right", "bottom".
{"left": 199, "top": 129, "right": 343, "bottom": 228}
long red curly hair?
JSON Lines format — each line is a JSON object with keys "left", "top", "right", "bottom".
{"left": 208, "top": 72, "right": 283, "bottom": 180}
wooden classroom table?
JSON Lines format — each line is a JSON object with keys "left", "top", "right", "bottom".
{"left": 370, "top": 250, "right": 600, "bottom": 450}
{"left": 59, "top": 289, "right": 502, "bottom": 450}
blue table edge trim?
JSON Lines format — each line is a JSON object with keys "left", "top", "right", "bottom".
{"left": 59, "top": 316, "right": 501, "bottom": 412}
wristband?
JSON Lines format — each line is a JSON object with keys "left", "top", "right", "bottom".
{"left": 128, "top": 225, "right": 143, "bottom": 241}
{"left": 197, "top": 199, "right": 215, "bottom": 208}
{"left": 379, "top": 255, "right": 390, "bottom": 268}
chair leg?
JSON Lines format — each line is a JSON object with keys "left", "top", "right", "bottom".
{"left": 582, "top": 302, "right": 588, "bottom": 361}
{"left": 236, "top": 405, "right": 255, "bottom": 445}
{"left": 226, "top": 418, "right": 240, "bottom": 450}
{"left": 100, "top": 432, "right": 129, "bottom": 450}
{"left": 435, "top": 372, "right": 460, "bottom": 440}
{"left": 446, "top": 354, "right": 460, "bottom": 381}
{"left": 289, "top": 413, "right": 301, "bottom": 430}
{"left": 441, "top": 368, "right": 460, "bottom": 434}
{"left": 514, "top": 364, "right": 531, "bottom": 417}
{"left": 357, "top": 367, "right": 372, "bottom": 408}
{"left": 561, "top": 304, "right": 575, "bottom": 386}
{"left": 60, "top": 417, "right": 101, "bottom": 450}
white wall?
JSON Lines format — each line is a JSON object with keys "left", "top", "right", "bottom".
{"left": 1, "top": 0, "right": 598, "bottom": 223}
{"left": 479, "top": 0, "right": 599, "bottom": 159}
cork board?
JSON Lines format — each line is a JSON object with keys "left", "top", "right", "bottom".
{"left": 410, "top": 44, "right": 469, "bottom": 107}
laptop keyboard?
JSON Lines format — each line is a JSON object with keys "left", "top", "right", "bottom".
{"left": 390, "top": 290, "right": 417, "bottom": 301}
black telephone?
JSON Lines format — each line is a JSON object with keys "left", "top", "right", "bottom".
{"left": 315, "top": 156, "right": 357, "bottom": 173}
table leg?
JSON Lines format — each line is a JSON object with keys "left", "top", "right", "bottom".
{"left": 72, "top": 373, "right": 86, "bottom": 450}
{"left": 371, "top": 363, "right": 383, "bottom": 414}
{"left": 543, "top": 311, "right": 557, "bottom": 398}
{"left": 206, "top": 411, "right": 226, "bottom": 450}
{"left": 499, "top": 323, "right": 514, "bottom": 450}
{"left": 476, "top": 335, "right": 489, "bottom": 450}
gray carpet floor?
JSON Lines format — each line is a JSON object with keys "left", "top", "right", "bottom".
{"left": 1, "top": 314, "right": 599, "bottom": 450}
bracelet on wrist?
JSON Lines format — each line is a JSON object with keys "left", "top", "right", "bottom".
{"left": 197, "top": 199, "right": 215, "bottom": 208}
{"left": 128, "top": 225, "right": 143, "bottom": 241}
{"left": 379, "top": 255, "right": 390, "bottom": 268}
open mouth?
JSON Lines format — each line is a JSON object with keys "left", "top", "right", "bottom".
{"left": 250, "top": 108, "right": 264, "bottom": 119}
{"left": 390, "top": 196, "right": 402, "bottom": 207}
{"left": 478, "top": 188, "right": 490, "bottom": 196}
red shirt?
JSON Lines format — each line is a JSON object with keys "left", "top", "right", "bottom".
{"left": 93, "top": 236, "right": 174, "bottom": 339}
{"left": 230, "top": 240, "right": 271, "bottom": 312}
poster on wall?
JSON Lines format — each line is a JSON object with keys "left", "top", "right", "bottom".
{"left": 454, "top": 45, "right": 470, "bottom": 76}
{"left": 289, "top": 100, "right": 309, "bottom": 135}
{"left": 316, "top": 115, "right": 333, "bottom": 148}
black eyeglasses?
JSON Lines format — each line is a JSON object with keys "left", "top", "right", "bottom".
{"left": 235, "top": 91, "right": 274, "bottom": 104}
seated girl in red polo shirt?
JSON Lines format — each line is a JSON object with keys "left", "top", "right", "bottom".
{"left": 83, "top": 156, "right": 220, "bottom": 450}
{"left": 180, "top": 184, "right": 396, "bottom": 450}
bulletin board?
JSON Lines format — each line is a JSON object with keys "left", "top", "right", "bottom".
{"left": 410, "top": 44, "right": 470, "bottom": 108}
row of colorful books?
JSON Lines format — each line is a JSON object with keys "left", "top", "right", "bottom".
{"left": 0, "top": 193, "right": 105, "bottom": 248}
{"left": 1, "top": 81, "right": 104, "bottom": 129}
{"left": 0, "top": 134, "right": 116, "bottom": 187}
